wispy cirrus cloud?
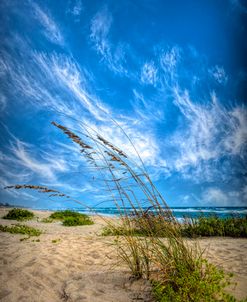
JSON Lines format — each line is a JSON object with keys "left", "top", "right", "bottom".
{"left": 0, "top": 95, "right": 6, "bottom": 112}
{"left": 9, "top": 139, "right": 68, "bottom": 181}
{"left": 132, "top": 89, "right": 163, "bottom": 121}
{"left": 209, "top": 65, "right": 228, "bottom": 85}
{"left": 33, "top": 52, "right": 111, "bottom": 121}
{"left": 90, "top": 6, "right": 112, "bottom": 58}
{"left": 32, "top": 3, "right": 64, "bottom": 46}
{"left": 140, "top": 61, "right": 158, "bottom": 86}
{"left": 168, "top": 89, "right": 247, "bottom": 181}
{"left": 159, "top": 46, "right": 181, "bottom": 86}
{"left": 160, "top": 46, "right": 180, "bottom": 75}
{"left": 67, "top": 0, "right": 83, "bottom": 19}
{"left": 90, "top": 6, "right": 127, "bottom": 75}
{"left": 0, "top": 175, "right": 38, "bottom": 201}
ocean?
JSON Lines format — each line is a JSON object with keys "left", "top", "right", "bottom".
{"left": 66, "top": 206, "right": 247, "bottom": 220}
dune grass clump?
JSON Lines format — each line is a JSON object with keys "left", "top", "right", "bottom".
{"left": 2, "top": 208, "right": 34, "bottom": 221}
{"left": 62, "top": 215, "right": 93, "bottom": 226}
{"left": 182, "top": 215, "right": 247, "bottom": 238}
{"left": 102, "top": 211, "right": 176, "bottom": 237}
{"left": 41, "top": 217, "right": 54, "bottom": 223}
{"left": 151, "top": 259, "right": 236, "bottom": 302}
{"left": 49, "top": 210, "right": 93, "bottom": 226}
{"left": 0, "top": 224, "right": 42, "bottom": 237}
{"left": 49, "top": 210, "right": 82, "bottom": 220}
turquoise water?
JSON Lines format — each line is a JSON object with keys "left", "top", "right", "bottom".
{"left": 42, "top": 206, "right": 247, "bottom": 219}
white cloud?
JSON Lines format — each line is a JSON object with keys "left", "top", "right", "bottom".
{"left": 202, "top": 188, "right": 228, "bottom": 206}
{"left": 223, "top": 107, "right": 247, "bottom": 155}
{"left": 34, "top": 52, "right": 111, "bottom": 121}
{"left": 242, "top": 185, "right": 247, "bottom": 202}
{"left": 140, "top": 62, "right": 157, "bottom": 86}
{"left": 2, "top": 51, "right": 76, "bottom": 117}
{"left": 0, "top": 57, "right": 8, "bottom": 76}
{"left": 169, "top": 89, "right": 247, "bottom": 180}
{"left": 9, "top": 139, "right": 67, "bottom": 181}
{"left": 132, "top": 89, "right": 163, "bottom": 121}
{"left": 209, "top": 65, "right": 228, "bottom": 85}
{"left": 0, "top": 95, "right": 7, "bottom": 112}
{"left": 160, "top": 46, "right": 180, "bottom": 79}
{"left": 201, "top": 187, "right": 246, "bottom": 206}
{"left": 90, "top": 6, "right": 112, "bottom": 59}
{"left": 32, "top": 3, "right": 64, "bottom": 46}
{"left": 68, "top": 0, "right": 83, "bottom": 17}
{"left": 0, "top": 176, "right": 38, "bottom": 201}
{"left": 90, "top": 7, "right": 127, "bottom": 75}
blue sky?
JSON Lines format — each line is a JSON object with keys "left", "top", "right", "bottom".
{"left": 0, "top": 0, "right": 246, "bottom": 209}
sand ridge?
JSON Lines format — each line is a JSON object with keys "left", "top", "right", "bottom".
{"left": 0, "top": 208, "right": 247, "bottom": 301}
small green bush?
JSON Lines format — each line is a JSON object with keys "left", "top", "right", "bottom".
{"left": 151, "top": 259, "right": 239, "bottom": 302}
{"left": 62, "top": 215, "right": 93, "bottom": 226}
{"left": 41, "top": 217, "right": 54, "bottom": 223}
{"left": 47, "top": 210, "right": 93, "bottom": 226}
{"left": 50, "top": 210, "right": 86, "bottom": 219}
{"left": 52, "top": 238, "right": 61, "bottom": 243}
{"left": 3, "top": 208, "right": 34, "bottom": 221}
{"left": 0, "top": 224, "right": 42, "bottom": 237}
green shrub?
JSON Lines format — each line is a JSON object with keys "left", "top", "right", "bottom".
{"left": 2, "top": 208, "right": 34, "bottom": 221}
{"left": 0, "top": 224, "right": 42, "bottom": 237}
{"left": 51, "top": 238, "right": 61, "bottom": 243}
{"left": 50, "top": 210, "right": 85, "bottom": 219}
{"left": 181, "top": 215, "right": 247, "bottom": 238}
{"left": 151, "top": 258, "right": 239, "bottom": 302}
{"left": 62, "top": 215, "right": 93, "bottom": 226}
{"left": 41, "top": 217, "right": 54, "bottom": 223}
{"left": 48, "top": 210, "right": 93, "bottom": 226}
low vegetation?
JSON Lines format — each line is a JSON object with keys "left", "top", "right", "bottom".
{"left": 62, "top": 216, "right": 93, "bottom": 226}
{"left": 51, "top": 238, "right": 61, "bottom": 243}
{"left": 2, "top": 208, "right": 34, "bottom": 221}
{"left": 0, "top": 224, "right": 42, "bottom": 237}
{"left": 102, "top": 214, "right": 247, "bottom": 238}
{"left": 151, "top": 259, "right": 236, "bottom": 302}
{"left": 182, "top": 215, "right": 247, "bottom": 238}
{"left": 48, "top": 210, "right": 93, "bottom": 226}
{"left": 41, "top": 217, "right": 54, "bottom": 223}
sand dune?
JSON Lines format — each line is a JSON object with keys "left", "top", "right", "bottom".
{"left": 0, "top": 208, "right": 246, "bottom": 301}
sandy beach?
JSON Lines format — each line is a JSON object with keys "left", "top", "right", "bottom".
{"left": 0, "top": 208, "right": 246, "bottom": 302}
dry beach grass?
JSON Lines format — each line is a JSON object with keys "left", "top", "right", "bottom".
{"left": 0, "top": 207, "right": 247, "bottom": 302}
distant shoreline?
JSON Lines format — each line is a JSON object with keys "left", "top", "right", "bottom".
{"left": 1, "top": 204, "right": 246, "bottom": 220}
